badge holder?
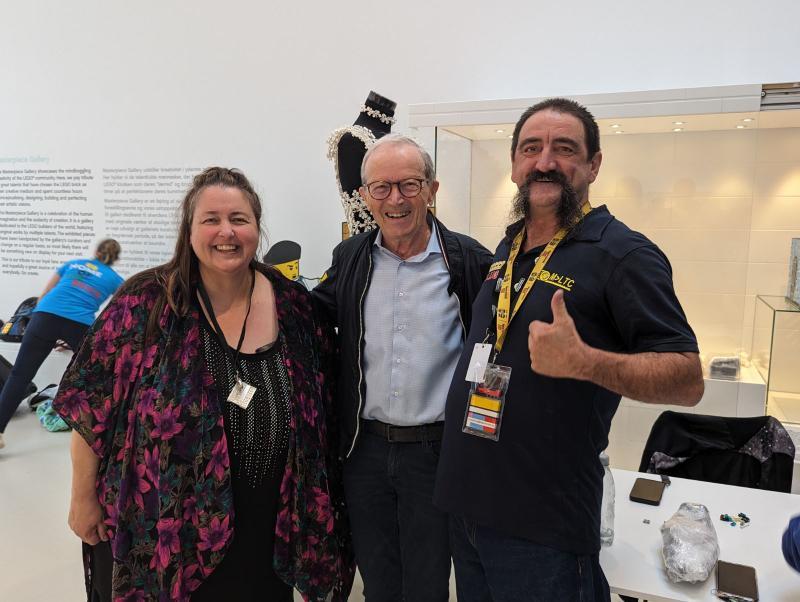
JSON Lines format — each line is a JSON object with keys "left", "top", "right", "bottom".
{"left": 197, "top": 272, "right": 258, "bottom": 411}
{"left": 462, "top": 363, "right": 511, "bottom": 441}
{"left": 228, "top": 377, "right": 257, "bottom": 409}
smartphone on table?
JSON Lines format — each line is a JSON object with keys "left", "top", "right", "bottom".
{"left": 715, "top": 560, "right": 758, "bottom": 601}
{"left": 629, "top": 477, "right": 666, "bottom": 505}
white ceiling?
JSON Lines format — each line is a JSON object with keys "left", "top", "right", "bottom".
{"left": 441, "top": 109, "right": 800, "bottom": 141}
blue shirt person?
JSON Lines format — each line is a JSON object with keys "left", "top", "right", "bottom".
{"left": 0, "top": 239, "right": 123, "bottom": 450}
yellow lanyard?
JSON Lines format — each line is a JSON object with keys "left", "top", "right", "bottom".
{"left": 494, "top": 203, "right": 591, "bottom": 353}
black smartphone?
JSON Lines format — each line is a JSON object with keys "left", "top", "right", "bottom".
{"left": 715, "top": 560, "right": 758, "bottom": 601}
{"left": 629, "top": 477, "right": 666, "bottom": 505}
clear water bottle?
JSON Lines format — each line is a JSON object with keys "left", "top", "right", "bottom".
{"left": 599, "top": 451, "right": 615, "bottom": 546}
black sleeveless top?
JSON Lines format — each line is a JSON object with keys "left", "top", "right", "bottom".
{"left": 192, "top": 310, "right": 293, "bottom": 601}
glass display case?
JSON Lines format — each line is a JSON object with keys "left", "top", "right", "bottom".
{"left": 752, "top": 295, "right": 800, "bottom": 424}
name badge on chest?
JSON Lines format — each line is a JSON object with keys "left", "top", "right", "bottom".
{"left": 462, "top": 360, "right": 511, "bottom": 442}
{"left": 228, "top": 376, "right": 257, "bottom": 409}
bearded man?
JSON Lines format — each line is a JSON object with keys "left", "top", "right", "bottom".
{"left": 434, "top": 98, "right": 704, "bottom": 601}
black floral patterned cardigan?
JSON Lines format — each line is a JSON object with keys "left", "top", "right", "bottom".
{"left": 54, "top": 266, "right": 354, "bottom": 601}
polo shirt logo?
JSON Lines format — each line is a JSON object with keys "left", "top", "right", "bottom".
{"left": 538, "top": 270, "right": 575, "bottom": 292}
{"left": 485, "top": 260, "right": 506, "bottom": 281}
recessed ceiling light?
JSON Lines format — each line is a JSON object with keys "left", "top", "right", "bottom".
{"left": 673, "top": 121, "right": 685, "bottom": 126}
{"left": 736, "top": 125, "right": 746, "bottom": 129}
{"left": 507, "top": 134, "right": 513, "bottom": 139}
{"left": 673, "top": 128, "right": 683, "bottom": 132}
{"left": 611, "top": 124, "right": 620, "bottom": 129}
{"left": 495, "top": 129, "right": 505, "bottom": 134}
{"left": 615, "top": 130, "right": 624, "bottom": 134}
{"left": 742, "top": 118, "right": 754, "bottom": 123}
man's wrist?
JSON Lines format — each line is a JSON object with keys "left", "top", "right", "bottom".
{"left": 577, "top": 343, "right": 601, "bottom": 382}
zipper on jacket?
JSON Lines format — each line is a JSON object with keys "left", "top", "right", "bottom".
{"left": 347, "top": 251, "right": 373, "bottom": 458}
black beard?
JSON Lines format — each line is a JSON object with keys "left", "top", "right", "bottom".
{"left": 511, "top": 170, "right": 583, "bottom": 230}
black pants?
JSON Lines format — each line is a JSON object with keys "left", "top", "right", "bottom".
{"left": 85, "top": 542, "right": 113, "bottom": 602}
{"left": 343, "top": 431, "right": 451, "bottom": 602}
{"left": 0, "top": 311, "right": 88, "bottom": 432}
{"left": 449, "top": 514, "right": 610, "bottom": 602}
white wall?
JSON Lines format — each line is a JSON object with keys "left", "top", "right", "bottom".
{"left": 434, "top": 130, "right": 471, "bottom": 234}
{"left": 2, "top": 0, "right": 800, "bottom": 319}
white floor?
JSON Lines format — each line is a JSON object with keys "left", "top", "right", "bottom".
{"left": 0, "top": 408, "right": 625, "bottom": 601}
{"left": 0, "top": 406, "right": 83, "bottom": 601}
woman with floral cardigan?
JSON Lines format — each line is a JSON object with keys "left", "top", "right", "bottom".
{"left": 54, "top": 167, "right": 353, "bottom": 601}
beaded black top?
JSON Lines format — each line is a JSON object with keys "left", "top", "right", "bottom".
{"left": 199, "top": 315, "right": 291, "bottom": 489}
{"left": 195, "top": 311, "right": 294, "bottom": 600}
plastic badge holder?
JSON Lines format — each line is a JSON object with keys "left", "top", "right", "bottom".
{"left": 463, "top": 364, "right": 511, "bottom": 441}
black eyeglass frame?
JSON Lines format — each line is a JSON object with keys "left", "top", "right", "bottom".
{"left": 364, "top": 178, "right": 428, "bottom": 200}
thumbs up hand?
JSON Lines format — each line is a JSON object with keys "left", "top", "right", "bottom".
{"left": 528, "top": 289, "right": 589, "bottom": 379}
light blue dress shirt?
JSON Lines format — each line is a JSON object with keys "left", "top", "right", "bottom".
{"left": 361, "top": 224, "right": 463, "bottom": 425}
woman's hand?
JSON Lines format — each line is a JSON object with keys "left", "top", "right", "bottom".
{"left": 68, "top": 493, "right": 108, "bottom": 545}
{"left": 68, "top": 431, "right": 106, "bottom": 545}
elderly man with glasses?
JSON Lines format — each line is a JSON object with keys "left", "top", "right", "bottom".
{"left": 314, "top": 134, "right": 493, "bottom": 601}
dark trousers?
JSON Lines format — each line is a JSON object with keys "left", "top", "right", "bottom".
{"left": 449, "top": 515, "right": 611, "bottom": 602}
{"left": 85, "top": 542, "right": 113, "bottom": 602}
{"left": 0, "top": 311, "right": 88, "bottom": 432}
{"left": 343, "top": 431, "right": 451, "bottom": 602}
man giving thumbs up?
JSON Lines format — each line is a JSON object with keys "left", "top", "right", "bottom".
{"left": 434, "top": 98, "right": 703, "bottom": 602}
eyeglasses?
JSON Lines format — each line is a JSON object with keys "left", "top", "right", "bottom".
{"left": 365, "top": 178, "right": 426, "bottom": 200}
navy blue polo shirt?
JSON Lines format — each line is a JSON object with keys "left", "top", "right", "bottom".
{"left": 434, "top": 205, "right": 698, "bottom": 555}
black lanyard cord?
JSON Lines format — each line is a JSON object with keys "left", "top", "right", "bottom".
{"left": 196, "top": 269, "right": 256, "bottom": 378}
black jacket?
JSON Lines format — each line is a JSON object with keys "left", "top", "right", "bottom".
{"left": 639, "top": 410, "right": 795, "bottom": 493}
{"left": 312, "top": 213, "right": 493, "bottom": 457}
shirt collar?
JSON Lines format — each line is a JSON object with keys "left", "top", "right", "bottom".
{"left": 570, "top": 204, "right": 613, "bottom": 242}
{"left": 374, "top": 220, "right": 441, "bottom": 261}
{"left": 505, "top": 203, "right": 613, "bottom": 245}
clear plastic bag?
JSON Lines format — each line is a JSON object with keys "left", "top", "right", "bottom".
{"left": 660, "top": 502, "right": 719, "bottom": 583}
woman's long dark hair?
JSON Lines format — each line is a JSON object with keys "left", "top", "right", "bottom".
{"left": 124, "top": 167, "right": 263, "bottom": 342}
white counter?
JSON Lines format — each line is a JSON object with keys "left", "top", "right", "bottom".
{"left": 602, "top": 469, "right": 800, "bottom": 601}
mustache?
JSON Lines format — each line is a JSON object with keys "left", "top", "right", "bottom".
{"left": 511, "top": 169, "right": 583, "bottom": 229}
{"left": 521, "top": 169, "right": 570, "bottom": 190}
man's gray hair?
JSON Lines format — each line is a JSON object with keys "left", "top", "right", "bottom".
{"left": 360, "top": 133, "right": 436, "bottom": 185}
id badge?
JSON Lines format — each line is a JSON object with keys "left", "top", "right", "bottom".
{"left": 465, "top": 343, "right": 492, "bottom": 383}
{"left": 228, "top": 377, "right": 257, "bottom": 409}
{"left": 462, "top": 363, "right": 511, "bottom": 441}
